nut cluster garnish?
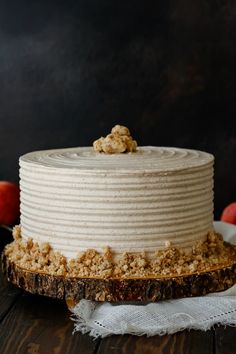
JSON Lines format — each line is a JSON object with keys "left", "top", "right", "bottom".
{"left": 93, "top": 125, "right": 138, "bottom": 154}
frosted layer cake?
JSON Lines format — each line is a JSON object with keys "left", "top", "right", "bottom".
{"left": 5, "top": 125, "right": 235, "bottom": 278}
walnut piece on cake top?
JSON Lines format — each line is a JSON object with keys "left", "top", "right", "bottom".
{"left": 93, "top": 124, "right": 138, "bottom": 153}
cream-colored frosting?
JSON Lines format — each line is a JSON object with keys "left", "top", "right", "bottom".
{"left": 19, "top": 146, "right": 214, "bottom": 259}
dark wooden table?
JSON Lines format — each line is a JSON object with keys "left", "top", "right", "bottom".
{"left": 0, "top": 231, "right": 235, "bottom": 354}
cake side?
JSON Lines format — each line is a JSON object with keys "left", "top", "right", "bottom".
{"left": 19, "top": 145, "right": 214, "bottom": 260}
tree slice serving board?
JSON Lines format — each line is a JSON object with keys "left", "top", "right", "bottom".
{"left": 2, "top": 251, "right": 236, "bottom": 303}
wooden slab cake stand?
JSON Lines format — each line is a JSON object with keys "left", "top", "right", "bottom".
{"left": 2, "top": 250, "right": 236, "bottom": 304}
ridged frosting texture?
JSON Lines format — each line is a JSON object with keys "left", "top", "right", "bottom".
{"left": 19, "top": 146, "right": 214, "bottom": 259}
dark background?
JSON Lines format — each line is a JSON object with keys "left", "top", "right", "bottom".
{"left": 0, "top": 0, "right": 236, "bottom": 219}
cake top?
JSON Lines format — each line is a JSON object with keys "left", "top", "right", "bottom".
{"left": 20, "top": 124, "right": 213, "bottom": 173}
{"left": 20, "top": 146, "right": 214, "bottom": 174}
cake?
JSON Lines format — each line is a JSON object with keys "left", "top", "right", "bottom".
{"left": 4, "top": 125, "right": 236, "bottom": 280}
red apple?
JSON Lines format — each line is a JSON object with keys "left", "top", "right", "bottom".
{"left": 220, "top": 202, "right": 236, "bottom": 225}
{"left": 0, "top": 181, "right": 20, "bottom": 226}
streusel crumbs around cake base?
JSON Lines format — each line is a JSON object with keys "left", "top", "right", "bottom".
{"left": 4, "top": 225, "right": 236, "bottom": 279}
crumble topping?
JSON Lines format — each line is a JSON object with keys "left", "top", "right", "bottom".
{"left": 4, "top": 225, "right": 236, "bottom": 279}
{"left": 93, "top": 124, "right": 137, "bottom": 154}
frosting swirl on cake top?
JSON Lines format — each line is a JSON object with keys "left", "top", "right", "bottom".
{"left": 20, "top": 146, "right": 213, "bottom": 173}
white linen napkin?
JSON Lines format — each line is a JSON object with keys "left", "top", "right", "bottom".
{"left": 71, "top": 221, "right": 236, "bottom": 338}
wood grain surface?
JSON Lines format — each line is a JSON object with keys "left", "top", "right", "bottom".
{"left": 3, "top": 253, "right": 236, "bottom": 303}
{"left": 215, "top": 326, "right": 236, "bottom": 354}
{"left": 1, "top": 266, "right": 236, "bottom": 354}
{"left": 0, "top": 293, "right": 100, "bottom": 354}
{"left": 97, "top": 330, "right": 213, "bottom": 354}
{"left": 0, "top": 271, "right": 20, "bottom": 323}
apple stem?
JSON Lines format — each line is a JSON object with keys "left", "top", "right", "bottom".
{"left": 0, "top": 225, "right": 13, "bottom": 232}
